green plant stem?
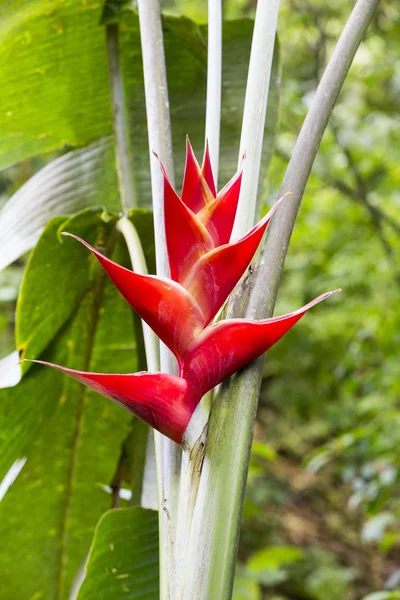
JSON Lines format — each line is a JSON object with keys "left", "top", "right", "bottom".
{"left": 136, "top": 1, "right": 180, "bottom": 597}
{"left": 205, "top": 0, "right": 222, "bottom": 185}
{"left": 106, "top": 24, "right": 136, "bottom": 213}
{"left": 186, "top": 1, "right": 380, "bottom": 599}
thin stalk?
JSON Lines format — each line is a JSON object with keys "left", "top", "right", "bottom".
{"left": 205, "top": 0, "right": 222, "bottom": 185}
{"left": 128, "top": 420, "right": 149, "bottom": 506}
{"left": 106, "top": 24, "right": 137, "bottom": 212}
{"left": 116, "top": 217, "right": 159, "bottom": 371}
{"left": 136, "top": 2, "right": 180, "bottom": 597}
{"left": 141, "top": 430, "right": 159, "bottom": 510}
{"left": 186, "top": 1, "right": 380, "bottom": 599}
{"left": 116, "top": 217, "right": 159, "bottom": 512}
{"left": 107, "top": 23, "right": 157, "bottom": 512}
{"left": 231, "top": 0, "right": 280, "bottom": 239}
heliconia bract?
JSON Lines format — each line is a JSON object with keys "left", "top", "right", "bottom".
{"left": 29, "top": 142, "right": 338, "bottom": 445}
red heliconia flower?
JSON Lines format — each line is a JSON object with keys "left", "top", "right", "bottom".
{"left": 29, "top": 364, "right": 197, "bottom": 443}
{"left": 30, "top": 143, "right": 338, "bottom": 445}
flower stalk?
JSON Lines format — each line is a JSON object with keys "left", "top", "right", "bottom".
{"left": 136, "top": 1, "right": 178, "bottom": 595}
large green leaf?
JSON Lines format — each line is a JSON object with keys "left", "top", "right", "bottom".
{"left": 77, "top": 508, "right": 159, "bottom": 600}
{"left": 0, "top": 208, "right": 155, "bottom": 599}
{"left": 0, "top": 139, "right": 120, "bottom": 272}
{"left": 0, "top": 0, "right": 112, "bottom": 168}
{"left": 0, "top": 9, "right": 279, "bottom": 279}
{"left": 16, "top": 209, "right": 116, "bottom": 373}
{"left": 0, "top": 5, "right": 279, "bottom": 205}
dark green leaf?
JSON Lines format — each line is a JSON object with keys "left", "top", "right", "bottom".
{"left": 0, "top": 140, "right": 120, "bottom": 272}
{"left": 0, "top": 208, "right": 155, "bottom": 599}
{"left": 0, "top": 0, "right": 112, "bottom": 169}
{"left": 77, "top": 508, "right": 159, "bottom": 600}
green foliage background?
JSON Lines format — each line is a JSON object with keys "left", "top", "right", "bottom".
{"left": 0, "top": 1, "right": 399, "bottom": 599}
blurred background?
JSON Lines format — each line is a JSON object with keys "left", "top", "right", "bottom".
{"left": 1, "top": 1, "right": 399, "bottom": 598}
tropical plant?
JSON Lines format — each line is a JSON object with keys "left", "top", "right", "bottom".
{"left": 0, "top": 0, "right": 381, "bottom": 599}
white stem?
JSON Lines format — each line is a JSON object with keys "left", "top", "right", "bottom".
{"left": 175, "top": 424, "right": 208, "bottom": 600}
{"left": 205, "top": 0, "right": 222, "bottom": 187}
{"left": 232, "top": 0, "right": 280, "bottom": 239}
{"left": 141, "top": 430, "right": 159, "bottom": 510}
{"left": 180, "top": 397, "right": 211, "bottom": 453}
{"left": 137, "top": 0, "right": 174, "bottom": 280}
{"left": 136, "top": 2, "right": 181, "bottom": 597}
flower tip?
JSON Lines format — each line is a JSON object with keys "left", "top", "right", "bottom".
{"left": 58, "top": 232, "right": 88, "bottom": 249}
{"left": 267, "top": 191, "right": 291, "bottom": 217}
{"left": 335, "top": 288, "right": 342, "bottom": 293}
{"left": 154, "top": 153, "right": 171, "bottom": 182}
{"left": 236, "top": 151, "right": 246, "bottom": 173}
{"left": 21, "top": 358, "right": 44, "bottom": 365}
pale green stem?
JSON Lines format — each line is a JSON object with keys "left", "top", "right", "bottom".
{"left": 106, "top": 24, "right": 137, "bottom": 213}
{"left": 136, "top": 1, "right": 180, "bottom": 597}
{"left": 205, "top": 0, "right": 222, "bottom": 186}
{"left": 184, "top": 1, "right": 380, "bottom": 599}
{"left": 231, "top": 0, "right": 280, "bottom": 239}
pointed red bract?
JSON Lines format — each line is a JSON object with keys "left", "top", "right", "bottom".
{"left": 32, "top": 142, "right": 338, "bottom": 446}
{"left": 182, "top": 198, "right": 283, "bottom": 323}
{"left": 197, "top": 168, "right": 242, "bottom": 246}
{"left": 163, "top": 172, "right": 214, "bottom": 283}
{"left": 181, "top": 139, "right": 214, "bottom": 213}
{"left": 201, "top": 141, "right": 217, "bottom": 197}
{"left": 180, "top": 292, "right": 337, "bottom": 396}
{"left": 30, "top": 360, "right": 198, "bottom": 443}
{"left": 62, "top": 233, "right": 206, "bottom": 356}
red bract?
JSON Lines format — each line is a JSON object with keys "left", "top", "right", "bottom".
{"left": 31, "top": 143, "right": 338, "bottom": 444}
{"left": 30, "top": 361, "right": 197, "bottom": 443}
